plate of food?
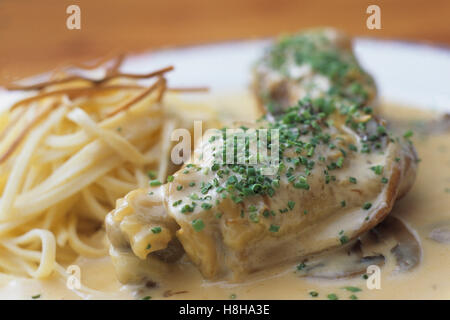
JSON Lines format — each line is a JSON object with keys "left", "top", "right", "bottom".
{"left": 0, "top": 28, "right": 449, "bottom": 300}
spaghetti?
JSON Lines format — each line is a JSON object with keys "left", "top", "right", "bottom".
{"left": 0, "top": 61, "right": 184, "bottom": 280}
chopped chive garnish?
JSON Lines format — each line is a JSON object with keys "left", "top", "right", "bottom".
{"left": 342, "top": 286, "right": 362, "bottom": 292}
{"left": 149, "top": 180, "right": 162, "bottom": 187}
{"left": 269, "top": 224, "right": 280, "bottom": 232}
{"left": 192, "top": 219, "right": 205, "bottom": 231}
{"left": 348, "top": 144, "right": 358, "bottom": 152}
{"left": 403, "top": 130, "right": 414, "bottom": 139}
{"left": 309, "top": 291, "right": 318, "bottom": 297}
{"left": 377, "top": 125, "right": 386, "bottom": 134}
{"left": 173, "top": 199, "right": 182, "bottom": 207}
{"left": 363, "top": 202, "right": 372, "bottom": 210}
{"left": 294, "top": 181, "right": 310, "bottom": 190}
{"left": 287, "top": 201, "right": 296, "bottom": 210}
{"left": 227, "top": 176, "right": 238, "bottom": 185}
{"left": 201, "top": 203, "right": 212, "bottom": 210}
{"left": 231, "top": 195, "right": 243, "bottom": 203}
{"left": 327, "top": 293, "right": 338, "bottom": 300}
{"left": 339, "top": 235, "right": 349, "bottom": 244}
{"left": 249, "top": 212, "right": 259, "bottom": 223}
{"left": 151, "top": 226, "right": 162, "bottom": 234}
{"left": 190, "top": 193, "right": 199, "bottom": 200}
{"left": 297, "top": 262, "right": 306, "bottom": 270}
{"left": 181, "top": 204, "right": 194, "bottom": 213}
{"left": 370, "top": 165, "right": 383, "bottom": 175}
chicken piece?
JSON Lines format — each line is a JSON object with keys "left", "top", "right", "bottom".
{"left": 253, "top": 28, "right": 377, "bottom": 114}
{"left": 106, "top": 188, "right": 184, "bottom": 283}
{"left": 106, "top": 29, "right": 418, "bottom": 283}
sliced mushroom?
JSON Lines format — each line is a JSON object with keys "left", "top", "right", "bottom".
{"left": 296, "top": 239, "right": 385, "bottom": 279}
{"left": 375, "top": 216, "right": 422, "bottom": 273}
{"left": 296, "top": 216, "right": 422, "bottom": 279}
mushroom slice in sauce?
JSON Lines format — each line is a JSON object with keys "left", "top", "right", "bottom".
{"left": 374, "top": 216, "right": 422, "bottom": 273}
{"left": 296, "top": 216, "right": 423, "bottom": 279}
{"left": 296, "top": 240, "right": 385, "bottom": 279}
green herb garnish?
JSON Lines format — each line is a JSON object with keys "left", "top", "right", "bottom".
{"left": 269, "top": 224, "right": 280, "bottom": 232}
{"left": 327, "top": 293, "right": 338, "bottom": 300}
{"left": 151, "top": 226, "right": 162, "bottom": 234}
{"left": 363, "top": 202, "right": 372, "bottom": 210}
{"left": 192, "top": 219, "right": 205, "bottom": 231}
{"left": 149, "top": 180, "right": 162, "bottom": 187}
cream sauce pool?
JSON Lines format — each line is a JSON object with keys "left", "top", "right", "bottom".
{"left": 0, "top": 99, "right": 449, "bottom": 300}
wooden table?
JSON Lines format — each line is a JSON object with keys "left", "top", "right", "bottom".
{"left": 1, "top": 0, "right": 449, "bottom": 85}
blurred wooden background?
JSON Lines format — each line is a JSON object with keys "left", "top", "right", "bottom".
{"left": 1, "top": 0, "right": 449, "bottom": 85}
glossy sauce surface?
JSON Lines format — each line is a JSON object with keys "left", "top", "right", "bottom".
{"left": 1, "top": 100, "right": 449, "bottom": 300}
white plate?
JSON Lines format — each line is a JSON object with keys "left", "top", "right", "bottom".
{"left": 2, "top": 38, "right": 450, "bottom": 112}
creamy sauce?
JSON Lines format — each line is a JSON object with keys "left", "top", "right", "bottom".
{"left": 1, "top": 99, "right": 449, "bottom": 300}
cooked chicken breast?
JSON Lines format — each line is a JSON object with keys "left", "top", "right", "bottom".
{"left": 106, "top": 29, "right": 418, "bottom": 283}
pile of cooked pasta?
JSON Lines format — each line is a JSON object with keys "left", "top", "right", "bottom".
{"left": 0, "top": 58, "right": 214, "bottom": 281}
